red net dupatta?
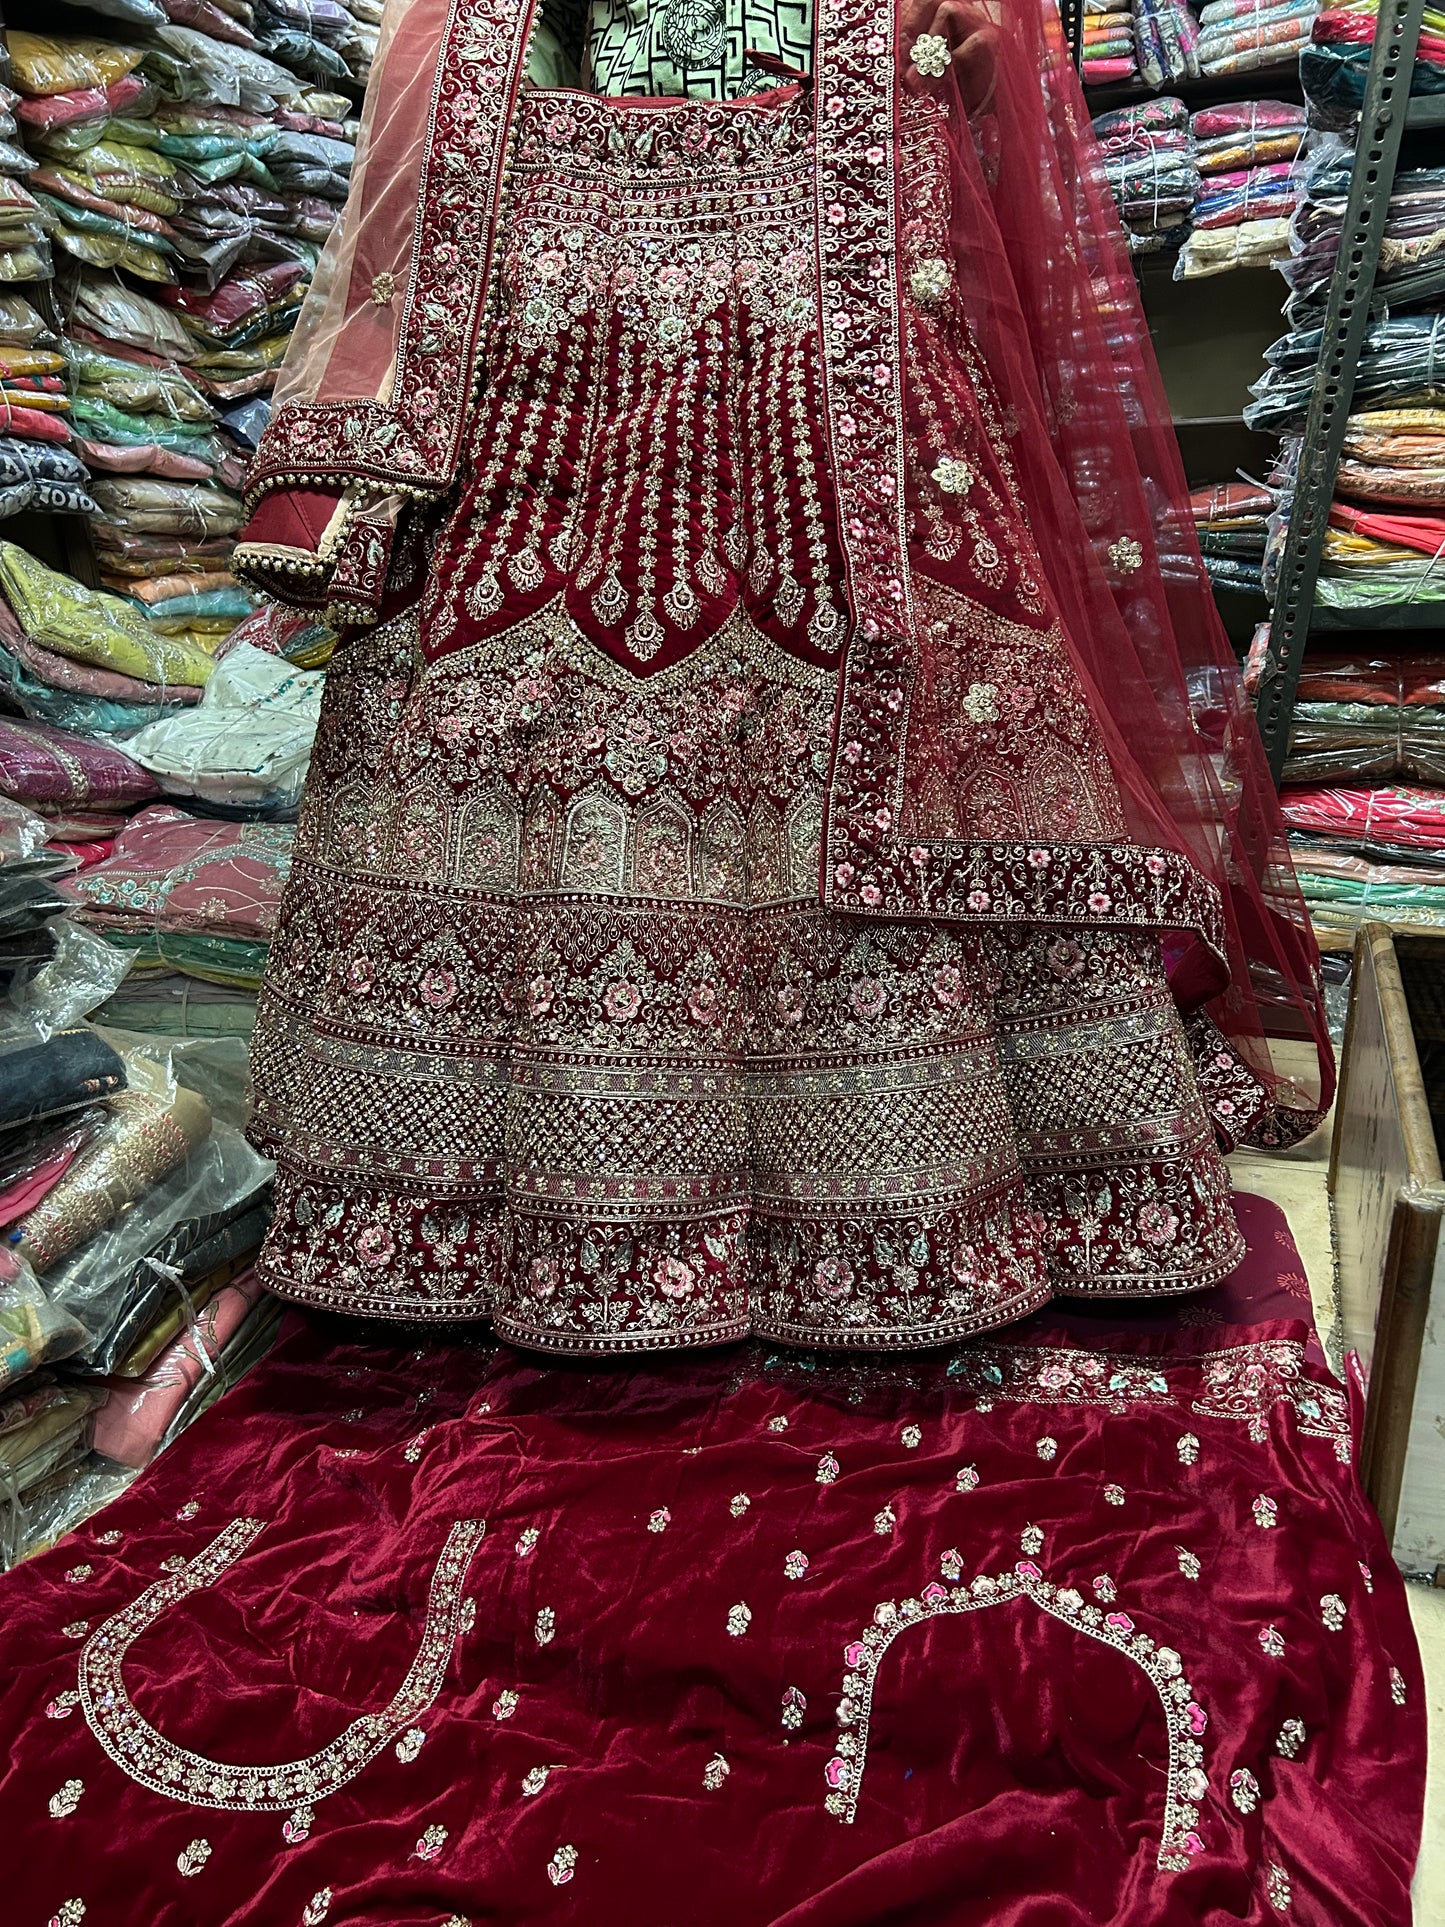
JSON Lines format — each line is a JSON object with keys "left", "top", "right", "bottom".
{"left": 235, "top": 0, "right": 1334, "bottom": 1149}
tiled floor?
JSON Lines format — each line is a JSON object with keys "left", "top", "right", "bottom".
{"left": 1229, "top": 1133, "right": 1444, "bottom": 1923}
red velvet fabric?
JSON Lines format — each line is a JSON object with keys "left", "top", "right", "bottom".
{"left": 1, "top": 1194, "right": 1422, "bottom": 1925}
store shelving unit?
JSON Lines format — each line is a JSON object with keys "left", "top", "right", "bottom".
{"left": 1252, "top": 0, "right": 1438, "bottom": 780}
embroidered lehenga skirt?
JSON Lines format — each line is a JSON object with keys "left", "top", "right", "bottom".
{"left": 248, "top": 85, "right": 1243, "bottom": 1353}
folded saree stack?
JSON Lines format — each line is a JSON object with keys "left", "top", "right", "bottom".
{"left": 1302, "top": 0, "right": 1445, "bottom": 120}
{"left": 1195, "top": 0, "right": 1320, "bottom": 75}
{"left": 1190, "top": 480, "right": 1274, "bottom": 594}
{"left": 1082, "top": 0, "right": 1141, "bottom": 82}
{"left": 1092, "top": 98, "right": 1199, "bottom": 253}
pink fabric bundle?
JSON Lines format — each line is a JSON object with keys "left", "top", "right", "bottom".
{"left": 59, "top": 803, "right": 293, "bottom": 938}
{"left": 1280, "top": 783, "right": 1445, "bottom": 851}
{"left": 0, "top": 715, "right": 159, "bottom": 809}
{"left": 5, "top": 629, "right": 201, "bottom": 706}
{"left": 92, "top": 1268, "right": 266, "bottom": 1468}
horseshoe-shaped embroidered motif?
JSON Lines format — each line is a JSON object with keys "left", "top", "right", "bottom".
{"left": 79, "top": 1516, "right": 486, "bottom": 1811}
{"left": 825, "top": 1563, "right": 1209, "bottom": 1872}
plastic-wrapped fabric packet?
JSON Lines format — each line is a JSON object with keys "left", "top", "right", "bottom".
{"left": 0, "top": 1247, "right": 87, "bottom": 1394}
{"left": 0, "top": 539, "right": 216, "bottom": 686}
{"left": 64, "top": 269, "right": 199, "bottom": 361}
{"left": 141, "top": 26, "right": 303, "bottom": 114}
{"left": 0, "top": 1452, "right": 139, "bottom": 1566}
{"left": 1134, "top": 0, "right": 1204, "bottom": 83}
{"left": 154, "top": 1290, "right": 282, "bottom": 1452}
{"left": 58, "top": 805, "right": 293, "bottom": 944}
{"left": 15, "top": 1073, "right": 212, "bottom": 1273}
{"left": 1193, "top": 161, "right": 1298, "bottom": 228}
{"left": 49, "top": 1119, "right": 271, "bottom": 1372}
{"left": 7, "top": 36, "right": 146, "bottom": 99}
{"left": 120, "top": 644, "right": 323, "bottom": 811}
{"left": 1175, "top": 214, "right": 1293, "bottom": 275}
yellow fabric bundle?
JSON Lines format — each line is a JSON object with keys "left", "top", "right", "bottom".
{"left": 8, "top": 34, "right": 144, "bottom": 97}
{"left": 0, "top": 541, "right": 215, "bottom": 688}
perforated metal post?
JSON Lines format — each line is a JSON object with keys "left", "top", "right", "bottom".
{"left": 1061, "top": 0, "right": 1085, "bottom": 69}
{"left": 1254, "top": 0, "right": 1427, "bottom": 784}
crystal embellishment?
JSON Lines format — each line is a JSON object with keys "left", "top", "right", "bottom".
{"left": 49, "top": 1779, "right": 84, "bottom": 1819}
{"left": 547, "top": 1845, "right": 578, "bottom": 1887}
{"left": 910, "top": 32, "right": 952, "bottom": 76}
{"left": 931, "top": 455, "right": 974, "bottom": 495}
{"left": 1108, "top": 536, "right": 1144, "bottom": 574}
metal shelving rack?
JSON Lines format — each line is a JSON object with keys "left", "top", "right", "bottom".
{"left": 1253, "top": 0, "right": 1436, "bottom": 781}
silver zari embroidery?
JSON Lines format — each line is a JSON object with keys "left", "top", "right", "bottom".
{"left": 78, "top": 1517, "right": 485, "bottom": 1810}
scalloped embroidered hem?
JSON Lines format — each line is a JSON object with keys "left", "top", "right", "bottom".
{"left": 1052, "top": 1233, "right": 1248, "bottom": 1300}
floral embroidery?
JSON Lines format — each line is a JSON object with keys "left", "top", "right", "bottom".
{"left": 1176, "top": 1434, "right": 1200, "bottom": 1465}
{"left": 177, "top": 1839, "right": 211, "bottom": 1877}
{"left": 1176, "top": 1548, "right": 1201, "bottom": 1581}
{"left": 703, "top": 1753, "right": 730, "bottom": 1790}
{"left": 1391, "top": 1667, "right": 1407, "bottom": 1705}
{"left": 46, "top": 1691, "right": 80, "bottom": 1719}
{"left": 96, "top": 1530, "right": 123, "bottom": 1547}
{"left": 283, "top": 1805, "right": 313, "bottom": 1843}
{"left": 1036, "top": 1437, "right": 1058, "bottom": 1461}
{"left": 411, "top": 1823, "right": 448, "bottom": 1861}
{"left": 940, "top": 1548, "right": 964, "bottom": 1581}
{"left": 1266, "top": 1863, "right": 1291, "bottom": 1912}
{"left": 62, "top": 1622, "right": 89, "bottom": 1639}
{"left": 816, "top": 1452, "right": 840, "bottom": 1485}
{"left": 1320, "top": 1594, "right": 1346, "bottom": 1631}
{"left": 1259, "top": 1625, "right": 1285, "bottom": 1658}
{"left": 1195, "top": 1344, "right": 1350, "bottom": 1458}
{"left": 955, "top": 1465, "right": 980, "bottom": 1492}
{"left": 48, "top": 1779, "right": 83, "bottom": 1818}
{"left": 49, "top": 1903, "right": 84, "bottom": 1926}
{"left": 160, "top": 1556, "right": 187, "bottom": 1575}
{"left": 960, "top": 681, "right": 997, "bottom": 724}
{"left": 873, "top": 1505, "right": 896, "bottom": 1534}
{"left": 827, "top": 1562, "right": 1207, "bottom": 1869}
{"left": 727, "top": 1603, "right": 753, "bottom": 1636}
{"left": 302, "top": 1888, "right": 332, "bottom": 1925}
{"left": 64, "top": 1566, "right": 92, "bottom": 1585}
{"left": 730, "top": 1494, "right": 750, "bottom": 1517}
{"left": 1103, "top": 1484, "right": 1126, "bottom": 1506}
{"left": 1253, "top": 1496, "right": 1278, "bottom": 1529}
{"left": 176, "top": 1501, "right": 200, "bottom": 1521}
{"left": 493, "top": 1691, "right": 519, "bottom": 1720}
{"left": 1092, "top": 1575, "right": 1117, "bottom": 1603}
{"left": 648, "top": 1509, "right": 671, "bottom": 1533}
{"left": 910, "top": 32, "right": 952, "bottom": 75}
{"left": 535, "top": 1608, "right": 556, "bottom": 1646}
{"left": 1359, "top": 1563, "right": 1374, "bottom": 1593}
{"left": 522, "top": 1765, "right": 557, "bottom": 1796}
{"left": 79, "top": 1517, "right": 485, "bottom": 1811}
{"left": 547, "top": 1844, "right": 578, "bottom": 1887}
{"left": 767, "top": 1417, "right": 789, "bottom": 1433}
{"left": 1275, "top": 1719, "right": 1306, "bottom": 1759}
{"left": 782, "top": 1687, "right": 806, "bottom": 1730}
{"left": 1229, "top": 1768, "right": 1260, "bottom": 1814}
{"left": 396, "top": 1728, "right": 426, "bottom": 1763}
{"left": 1108, "top": 537, "right": 1144, "bottom": 574}
{"left": 403, "top": 1430, "right": 431, "bottom": 1463}
{"left": 900, "top": 1424, "right": 922, "bottom": 1450}
{"left": 515, "top": 1527, "right": 540, "bottom": 1556}
{"left": 784, "top": 1551, "right": 810, "bottom": 1580}
{"left": 1020, "top": 1524, "right": 1045, "bottom": 1556}
{"left": 458, "top": 1598, "right": 477, "bottom": 1632}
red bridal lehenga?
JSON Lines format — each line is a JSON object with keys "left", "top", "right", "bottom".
{"left": 0, "top": 17, "right": 1426, "bottom": 1923}
{"left": 232, "top": 0, "right": 1334, "bottom": 1355}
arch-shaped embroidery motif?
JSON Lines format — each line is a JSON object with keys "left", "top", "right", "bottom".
{"left": 825, "top": 1561, "right": 1208, "bottom": 1872}
{"left": 79, "top": 1517, "right": 485, "bottom": 1811}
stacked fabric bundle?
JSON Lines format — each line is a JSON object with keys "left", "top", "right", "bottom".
{"left": 57, "top": 803, "right": 294, "bottom": 988}
{"left": 1190, "top": 480, "right": 1273, "bottom": 594}
{"left": 1277, "top": 782, "right": 1445, "bottom": 928}
{"left": 1303, "top": 0, "right": 1445, "bottom": 122}
{"left": 1195, "top": 0, "right": 1320, "bottom": 75}
{"left": 6, "top": 17, "right": 365, "bottom": 663}
{"left": 1083, "top": 0, "right": 1142, "bottom": 82}
{"left": 1173, "top": 97, "right": 1306, "bottom": 278}
{"left": 0, "top": 1028, "right": 280, "bottom": 1560}
{"left": 1092, "top": 99, "right": 1198, "bottom": 253}
{"left": 1246, "top": 645, "right": 1445, "bottom": 780}
{"left": 1133, "top": 0, "right": 1204, "bottom": 84}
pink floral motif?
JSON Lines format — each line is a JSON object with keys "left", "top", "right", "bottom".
{"left": 1137, "top": 1201, "right": 1179, "bottom": 1248}
{"left": 526, "top": 974, "right": 554, "bottom": 1017}
{"left": 355, "top": 1225, "right": 395, "bottom": 1268}
{"left": 1015, "top": 1560, "right": 1042, "bottom": 1579}
{"left": 813, "top": 1257, "right": 854, "bottom": 1301}
{"left": 688, "top": 983, "right": 720, "bottom": 1025}
{"left": 419, "top": 968, "right": 457, "bottom": 1009}
{"left": 921, "top": 1582, "right": 947, "bottom": 1603}
{"left": 775, "top": 985, "right": 805, "bottom": 1025}
{"left": 654, "top": 1256, "right": 695, "bottom": 1300}
{"left": 824, "top": 1757, "right": 852, "bottom": 1789}
{"left": 843, "top": 1640, "right": 867, "bottom": 1669}
{"left": 603, "top": 980, "right": 641, "bottom": 1021}
{"left": 1105, "top": 1612, "right": 1135, "bottom": 1635}
{"left": 1046, "top": 937, "right": 1086, "bottom": 979}
{"left": 932, "top": 964, "right": 964, "bottom": 1006}
{"left": 1185, "top": 1702, "right": 1208, "bottom": 1735}
{"left": 529, "top": 1256, "right": 560, "bottom": 1300}
{"left": 849, "top": 979, "right": 887, "bottom": 1018}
